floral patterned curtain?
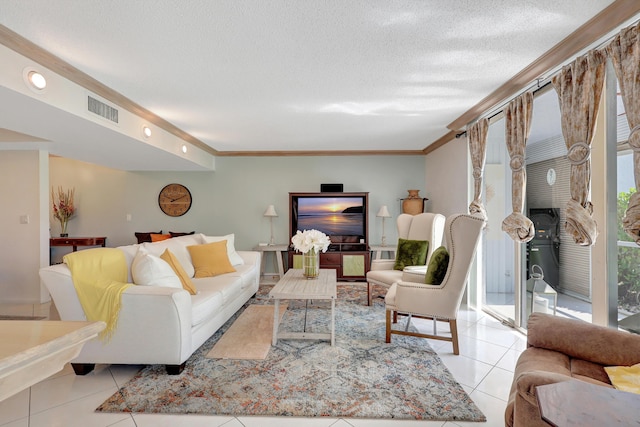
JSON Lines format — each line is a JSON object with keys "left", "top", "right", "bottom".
{"left": 552, "top": 49, "right": 606, "bottom": 246}
{"left": 501, "top": 92, "right": 535, "bottom": 242}
{"left": 468, "top": 118, "right": 489, "bottom": 220}
{"left": 607, "top": 21, "right": 640, "bottom": 244}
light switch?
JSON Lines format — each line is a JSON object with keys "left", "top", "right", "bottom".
{"left": 126, "top": 214, "right": 132, "bottom": 222}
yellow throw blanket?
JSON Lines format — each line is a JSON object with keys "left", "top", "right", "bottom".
{"left": 64, "top": 248, "right": 132, "bottom": 341}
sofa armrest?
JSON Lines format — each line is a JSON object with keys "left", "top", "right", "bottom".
{"left": 527, "top": 313, "right": 640, "bottom": 366}
{"left": 505, "top": 370, "right": 574, "bottom": 427}
{"left": 40, "top": 264, "right": 87, "bottom": 320}
{"left": 515, "top": 370, "right": 573, "bottom": 407}
{"left": 391, "top": 281, "right": 460, "bottom": 319}
{"left": 401, "top": 266, "right": 428, "bottom": 283}
{"left": 237, "top": 250, "right": 260, "bottom": 266}
{"left": 371, "top": 259, "right": 395, "bottom": 271}
{"left": 74, "top": 284, "right": 194, "bottom": 365}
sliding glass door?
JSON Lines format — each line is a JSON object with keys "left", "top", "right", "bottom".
{"left": 481, "top": 117, "right": 518, "bottom": 324}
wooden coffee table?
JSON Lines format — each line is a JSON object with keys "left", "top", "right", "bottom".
{"left": 270, "top": 268, "right": 337, "bottom": 346}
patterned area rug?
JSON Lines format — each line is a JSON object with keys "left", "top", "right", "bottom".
{"left": 97, "top": 284, "right": 485, "bottom": 422}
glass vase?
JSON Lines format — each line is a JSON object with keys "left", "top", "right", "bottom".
{"left": 302, "top": 248, "right": 320, "bottom": 279}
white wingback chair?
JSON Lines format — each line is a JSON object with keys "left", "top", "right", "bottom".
{"left": 385, "top": 213, "right": 485, "bottom": 354}
{"left": 366, "top": 212, "right": 445, "bottom": 305}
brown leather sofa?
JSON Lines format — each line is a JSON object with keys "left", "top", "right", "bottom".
{"left": 505, "top": 312, "right": 640, "bottom": 427}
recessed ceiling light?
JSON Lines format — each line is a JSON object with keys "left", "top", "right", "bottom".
{"left": 182, "top": 144, "right": 188, "bottom": 154}
{"left": 142, "top": 126, "right": 152, "bottom": 138}
{"left": 28, "top": 71, "right": 47, "bottom": 89}
{"left": 23, "top": 68, "right": 47, "bottom": 92}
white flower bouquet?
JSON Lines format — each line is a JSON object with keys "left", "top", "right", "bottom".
{"left": 291, "top": 229, "right": 331, "bottom": 278}
{"left": 291, "top": 229, "right": 331, "bottom": 254}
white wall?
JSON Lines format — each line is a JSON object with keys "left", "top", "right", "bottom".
{"left": 425, "top": 137, "right": 470, "bottom": 217}
{"left": 44, "top": 154, "right": 427, "bottom": 274}
{"left": 49, "top": 154, "right": 426, "bottom": 246}
{"left": 0, "top": 151, "right": 48, "bottom": 303}
{"left": 424, "top": 137, "right": 475, "bottom": 306}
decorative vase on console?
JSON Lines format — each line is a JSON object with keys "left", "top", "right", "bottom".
{"left": 60, "top": 220, "right": 68, "bottom": 238}
{"left": 402, "top": 189, "right": 424, "bottom": 215}
{"left": 291, "top": 229, "right": 331, "bottom": 280}
{"left": 302, "top": 248, "right": 320, "bottom": 279}
{"left": 52, "top": 186, "right": 76, "bottom": 238}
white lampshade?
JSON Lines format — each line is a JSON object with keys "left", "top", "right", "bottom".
{"left": 263, "top": 205, "right": 278, "bottom": 217}
{"left": 376, "top": 205, "right": 391, "bottom": 218}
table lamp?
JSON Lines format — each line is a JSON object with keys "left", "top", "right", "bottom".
{"left": 377, "top": 205, "right": 391, "bottom": 246}
{"left": 263, "top": 205, "right": 278, "bottom": 245}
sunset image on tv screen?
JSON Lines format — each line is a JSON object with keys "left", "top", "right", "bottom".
{"left": 297, "top": 197, "right": 364, "bottom": 236}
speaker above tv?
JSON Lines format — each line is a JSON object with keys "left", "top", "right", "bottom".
{"left": 320, "top": 183, "right": 343, "bottom": 192}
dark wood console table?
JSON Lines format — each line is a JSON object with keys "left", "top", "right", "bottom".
{"left": 50, "top": 237, "right": 107, "bottom": 252}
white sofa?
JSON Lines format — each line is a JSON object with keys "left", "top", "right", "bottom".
{"left": 39, "top": 233, "right": 261, "bottom": 375}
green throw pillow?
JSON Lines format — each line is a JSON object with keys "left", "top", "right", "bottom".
{"left": 393, "top": 238, "right": 429, "bottom": 271}
{"left": 425, "top": 246, "right": 449, "bottom": 285}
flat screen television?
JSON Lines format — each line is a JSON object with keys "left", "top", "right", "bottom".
{"left": 289, "top": 192, "right": 368, "bottom": 250}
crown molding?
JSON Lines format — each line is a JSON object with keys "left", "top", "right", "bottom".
{"left": 0, "top": 24, "right": 217, "bottom": 156}
{"left": 423, "top": 130, "right": 459, "bottom": 155}
{"left": 215, "top": 150, "right": 425, "bottom": 157}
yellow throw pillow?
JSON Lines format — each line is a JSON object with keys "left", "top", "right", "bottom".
{"left": 187, "top": 241, "right": 236, "bottom": 278}
{"left": 160, "top": 249, "right": 197, "bottom": 295}
{"left": 604, "top": 362, "right": 640, "bottom": 394}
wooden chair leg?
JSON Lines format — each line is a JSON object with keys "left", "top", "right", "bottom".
{"left": 385, "top": 309, "right": 392, "bottom": 343}
{"left": 393, "top": 310, "right": 398, "bottom": 324}
{"left": 367, "top": 282, "right": 372, "bottom": 306}
{"left": 450, "top": 319, "right": 459, "bottom": 355}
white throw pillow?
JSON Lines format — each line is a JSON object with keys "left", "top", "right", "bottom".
{"left": 117, "top": 244, "right": 142, "bottom": 282}
{"left": 131, "top": 247, "right": 182, "bottom": 288}
{"left": 199, "top": 233, "right": 244, "bottom": 266}
{"left": 142, "top": 234, "right": 203, "bottom": 277}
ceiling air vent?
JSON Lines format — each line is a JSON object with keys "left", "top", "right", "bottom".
{"left": 87, "top": 96, "right": 119, "bottom": 124}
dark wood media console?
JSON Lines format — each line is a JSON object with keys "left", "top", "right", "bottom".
{"left": 288, "top": 240, "right": 370, "bottom": 281}
{"left": 288, "top": 191, "right": 370, "bottom": 281}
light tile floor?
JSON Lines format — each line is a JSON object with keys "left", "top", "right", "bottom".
{"left": 0, "top": 293, "right": 524, "bottom": 427}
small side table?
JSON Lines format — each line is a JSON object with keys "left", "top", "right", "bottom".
{"left": 537, "top": 379, "right": 640, "bottom": 426}
{"left": 619, "top": 312, "right": 640, "bottom": 334}
{"left": 253, "top": 244, "right": 288, "bottom": 282}
{"left": 370, "top": 244, "right": 397, "bottom": 261}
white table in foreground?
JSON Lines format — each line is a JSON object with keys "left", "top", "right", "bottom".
{"left": 0, "top": 320, "right": 105, "bottom": 402}
{"left": 270, "top": 269, "right": 337, "bottom": 346}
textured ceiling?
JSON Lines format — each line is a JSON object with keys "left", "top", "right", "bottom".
{"left": 0, "top": 0, "right": 622, "bottom": 166}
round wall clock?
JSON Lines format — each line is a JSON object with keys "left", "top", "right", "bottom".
{"left": 158, "top": 183, "right": 192, "bottom": 217}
